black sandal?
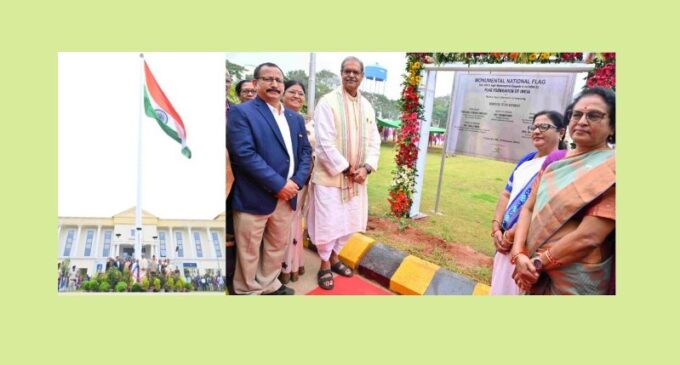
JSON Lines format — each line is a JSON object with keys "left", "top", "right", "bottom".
{"left": 331, "top": 261, "right": 353, "bottom": 277}
{"left": 317, "top": 269, "right": 334, "bottom": 290}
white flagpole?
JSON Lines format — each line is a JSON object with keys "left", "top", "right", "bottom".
{"left": 307, "top": 52, "right": 316, "bottom": 118}
{"left": 135, "top": 53, "right": 145, "bottom": 261}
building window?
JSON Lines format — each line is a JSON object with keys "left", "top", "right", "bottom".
{"left": 63, "top": 230, "right": 75, "bottom": 257}
{"left": 193, "top": 231, "right": 203, "bottom": 258}
{"left": 102, "top": 231, "right": 112, "bottom": 257}
{"left": 211, "top": 231, "right": 222, "bottom": 258}
{"left": 84, "top": 230, "right": 94, "bottom": 257}
{"left": 130, "top": 229, "right": 136, "bottom": 238}
{"left": 175, "top": 231, "right": 184, "bottom": 258}
{"left": 159, "top": 231, "right": 167, "bottom": 258}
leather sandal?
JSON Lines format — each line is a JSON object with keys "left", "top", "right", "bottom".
{"left": 330, "top": 261, "right": 353, "bottom": 277}
{"left": 317, "top": 269, "right": 334, "bottom": 290}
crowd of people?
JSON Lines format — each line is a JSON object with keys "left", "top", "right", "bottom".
{"left": 226, "top": 55, "right": 616, "bottom": 296}
{"left": 58, "top": 255, "right": 225, "bottom": 292}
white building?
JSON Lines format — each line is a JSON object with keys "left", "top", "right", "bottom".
{"left": 58, "top": 207, "right": 225, "bottom": 279}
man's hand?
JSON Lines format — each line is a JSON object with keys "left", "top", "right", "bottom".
{"left": 276, "top": 180, "right": 299, "bottom": 201}
{"left": 352, "top": 167, "right": 368, "bottom": 184}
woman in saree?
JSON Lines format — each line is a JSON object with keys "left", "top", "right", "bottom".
{"left": 279, "top": 80, "right": 314, "bottom": 284}
{"left": 490, "top": 111, "right": 566, "bottom": 295}
{"left": 510, "top": 87, "right": 616, "bottom": 295}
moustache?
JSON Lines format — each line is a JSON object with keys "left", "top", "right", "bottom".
{"left": 266, "top": 88, "right": 281, "bottom": 94}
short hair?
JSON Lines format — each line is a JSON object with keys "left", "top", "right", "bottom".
{"left": 533, "top": 110, "right": 567, "bottom": 150}
{"left": 340, "top": 56, "right": 364, "bottom": 73}
{"left": 284, "top": 80, "right": 306, "bottom": 94}
{"left": 235, "top": 79, "right": 253, "bottom": 95}
{"left": 572, "top": 87, "right": 616, "bottom": 143}
{"left": 253, "top": 62, "right": 283, "bottom": 79}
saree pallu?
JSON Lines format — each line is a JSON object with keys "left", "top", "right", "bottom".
{"left": 527, "top": 149, "right": 615, "bottom": 295}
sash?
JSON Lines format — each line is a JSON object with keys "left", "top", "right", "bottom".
{"left": 502, "top": 171, "right": 539, "bottom": 231}
{"left": 335, "top": 89, "right": 366, "bottom": 202}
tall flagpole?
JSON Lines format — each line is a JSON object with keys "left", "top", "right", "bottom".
{"left": 307, "top": 52, "right": 316, "bottom": 118}
{"left": 135, "top": 53, "right": 145, "bottom": 261}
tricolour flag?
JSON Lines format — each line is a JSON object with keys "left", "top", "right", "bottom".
{"left": 143, "top": 61, "right": 192, "bottom": 158}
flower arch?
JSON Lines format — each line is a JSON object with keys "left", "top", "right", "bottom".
{"left": 388, "top": 52, "right": 616, "bottom": 219}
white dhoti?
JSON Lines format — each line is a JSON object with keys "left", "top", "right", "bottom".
{"left": 307, "top": 183, "right": 368, "bottom": 260}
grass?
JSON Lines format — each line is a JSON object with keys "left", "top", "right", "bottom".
{"left": 367, "top": 143, "right": 514, "bottom": 258}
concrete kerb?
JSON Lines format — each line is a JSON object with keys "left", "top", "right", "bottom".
{"left": 336, "top": 233, "right": 490, "bottom": 296}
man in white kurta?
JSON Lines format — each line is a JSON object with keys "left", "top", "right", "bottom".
{"left": 308, "top": 56, "right": 381, "bottom": 289}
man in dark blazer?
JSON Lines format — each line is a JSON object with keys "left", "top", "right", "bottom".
{"left": 227, "top": 62, "right": 312, "bottom": 295}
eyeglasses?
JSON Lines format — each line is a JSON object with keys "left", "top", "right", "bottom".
{"left": 527, "top": 124, "right": 557, "bottom": 133}
{"left": 570, "top": 111, "right": 607, "bottom": 123}
{"left": 258, "top": 77, "right": 284, "bottom": 84}
{"left": 240, "top": 89, "right": 257, "bottom": 95}
{"left": 286, "top": 91, "right": 305, "bottom": 97}
{"left": 342, "top": 69, "right": 362, "bottom": 76}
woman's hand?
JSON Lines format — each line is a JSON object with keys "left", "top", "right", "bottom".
{"left": 492, "top": 230, "right": 505, "bottom": 252}
{"left": 512, "top": 254, "right": 539, "bottom": 291}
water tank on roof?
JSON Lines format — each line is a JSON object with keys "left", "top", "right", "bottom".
{"left": 365, "top": 64, "right": 387, "bottom": 81}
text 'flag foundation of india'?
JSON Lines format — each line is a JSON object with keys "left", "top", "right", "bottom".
{"left": 143, "top": 61, "right": 192, "bottom": 158}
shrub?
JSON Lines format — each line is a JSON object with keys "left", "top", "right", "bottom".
{"left": 142, "top": 277, "right": 150, "bottom": 291}
{"left": 153, "top": 278, "right": 161, "bottom": 292}
{"left": 131, "top": 283, "right": 143, "bottom": 292}
{"left": 115, "top": 281, "right": 128, "bottom": 292}
{"left": 183, "top": 281, "right": 192, "bottom": 292}
{"left": 165, "top": 277, "right": 175, "bottom": 292}
{"left": 106, "top": 268, "right": 122, "bottom": 288}
{"left": 81, "top": 281, "right": 90, "bottom": 291}
{"left": 99, "top": 282, "right": 111, "bottom": 292}
{"left": 89, "top": 281, "right": 99, "bottom": 292}
{"left": 176, "top": 278, "right": 185, "bottom": 292}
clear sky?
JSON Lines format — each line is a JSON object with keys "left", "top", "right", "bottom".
{"left": 58, "top": 52, "right": 225, "bottom": 220}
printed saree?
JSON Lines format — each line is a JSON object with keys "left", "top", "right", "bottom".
{"left": 527, "top": 149, "right": 616, "bottom": 295}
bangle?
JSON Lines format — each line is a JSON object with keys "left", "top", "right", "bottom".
{"left": 510, "top": 252, "right": 524, "bottom": 265}
{"left": 510, "top": 248, "right": 529, "bottom": 265}
{"left": 490, "top": 229, "right": 500, "bottom": 238}
{"left": 502, "top": 231, "right": 513, "bottom": 245}
{"left": 545, "top": 249, "right": 560, "bottom": 266}
{"left": 491, "top": 219, "right": 501, "bottom": 227}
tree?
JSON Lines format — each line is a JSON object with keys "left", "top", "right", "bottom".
{"left": 315, "top": 70, "right": 340, "bottom": 100}
{"left": 432, "top": 95, "right": 451, "bottom": 128}
{"left": 285, "top": 69, "right": 341, "bottom": 107}
{"left": 363, "top": 92, "right": 400, "bottom": 120}
{"left": 225, "top": 59, "right": 246, "bottom": 81}
{"left": 286, "top": 69, "right": 309, "bottom": 91}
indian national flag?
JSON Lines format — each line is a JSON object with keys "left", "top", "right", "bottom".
{"left": 143, "top": 61, "right": 192, "bottom": 159}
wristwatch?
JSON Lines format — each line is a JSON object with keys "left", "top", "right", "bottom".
{"left": 532, "top": 257, "right": 543, "bottom": 273}
{"left": 363, "top": 163, "right": 373, "bottom": 174}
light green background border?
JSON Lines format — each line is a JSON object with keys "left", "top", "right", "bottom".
{"left": 3, "top": 0, "right": 677, "bottom": 363}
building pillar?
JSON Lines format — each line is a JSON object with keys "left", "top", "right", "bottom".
{"left": 169, "top": 227, "right": 175, "bottom": 259}
{"left": 73, "top": 225, "right": 82, "bottom": 259}
{"left": 94, "top": 225, "right": 102, "bottom": 258}
{"left": 187, "top": 226, "right": 194, "bottom": 258}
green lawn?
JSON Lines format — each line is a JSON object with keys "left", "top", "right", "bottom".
{"left": 367, "top": 144, "right": 515, "bottom": 258}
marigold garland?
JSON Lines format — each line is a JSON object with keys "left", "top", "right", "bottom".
{"left": 388, "top": 52, "right": 615, "bottom": 220}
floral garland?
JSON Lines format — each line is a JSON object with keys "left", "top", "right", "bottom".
{"left": 585, "top": 52, "right": 616, "bottom": 90}
{"left": 388, "top": 52, "right": 615, "bottom": 219}
{"left": 388, "top": 53, "right": 432, "bottom": 218}
{"left": 433, "top": 52, "right": 615, "bottom": 90}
